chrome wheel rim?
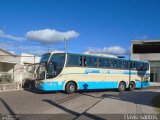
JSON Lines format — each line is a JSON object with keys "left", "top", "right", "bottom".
{"left": 70, "top": 85, "right": 75, "bottom": 92}
{"left": 120, "top": 84, "right": 125, "bottom": 91}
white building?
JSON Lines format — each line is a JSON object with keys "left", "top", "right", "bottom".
{"left": 20, "top": 53, "right": 40, "bottom": 83}
{"left": 131, "top": 40, "right": 160, "bottom": 83}
{"left": 0, "top": 48, "right": 40, "bottom": 90}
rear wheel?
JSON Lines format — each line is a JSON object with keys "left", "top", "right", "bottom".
{"left": 118, "top": 82, "right": 126, "bottom": 92}
{"left": 65, "top": 82, "right": 77, "bottom": 94}
{"left": 129, "top": 82, "right": 135, "bottom": 91}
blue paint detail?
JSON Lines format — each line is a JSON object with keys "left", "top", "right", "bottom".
{"left": 84, "top": 69, "right": 149, "bottom": 75}
{"left": 36, "top": 81, "right": 65, "bottom": 91}
{"left": 78, "top": 81, "right": 118, "bottom": 90}
{"left": 36, "top": 80, "right": 150, "bottom": 91}
{"left": 135, "top": 81, "right": 150, "bottom": 88}
{"left": 85, "top": 70, "right": 100, "bottom": 74}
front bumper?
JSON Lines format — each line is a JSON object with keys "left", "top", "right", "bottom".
{"left": 36, "top": 81, "right": 65, "bottom": 91}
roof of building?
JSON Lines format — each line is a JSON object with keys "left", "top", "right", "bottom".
{"left": 132, "top": 40, "right": 160, "bottom": 44}
{"left": 0, "top": 48, "right": 17, "bottom": 56}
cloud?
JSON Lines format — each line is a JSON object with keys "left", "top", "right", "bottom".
{"left": 0, "top": 41, "right": 60, "bottom": 55}
{"left": 86, "top": 46, "right": 128, "bottom": 55}
{"left": 0, "top": 29, "right": 79, "bottom": 54}
{"left": 0, "top": 30, "right": 26, "bottom": 41}
{"left": 26, "top": 29, "right": 79, "bottom": 44}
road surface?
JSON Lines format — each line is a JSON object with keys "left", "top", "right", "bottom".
{"left": 0, "top": 88, "right": 160, "bottom": 120}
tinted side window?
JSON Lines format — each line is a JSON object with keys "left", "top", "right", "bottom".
{"left": 117, "top": 60, "right": 122, "bottom": 68}
{"left": 86, "top": 57, "right": 97, "bottom": 67}
{"left": 135, "top": 62, "right": 141, "bottom": 70}
{"left": 68, "top": 55, "right": 82, "bottom": 66}
{"left": 123, "top": 60, "right": 129, "bottom": 69}
{"left": 143, "top": 63, "right": 149, "bottom": 71}
{"left": 130, "top": 62, "right": 136, "bottom": 70}
{"left": 50, "top": 54, "right": 65, "bottom": 67}
{"left": 111, "top": 59, "right": 117, "bottom": 68}
{"left": 86, "top": 57, "right": 92, "bottom": 66}
{"left": 99, "top": 58, "right": 110, "bottom": 68}
{"left": 99, "top": 58, "right": 105, "bottom": 68}
{"left": 93, "top": 58, "right": 97, "bottom": 67}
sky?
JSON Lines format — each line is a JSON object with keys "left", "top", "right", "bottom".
{"left": 0, "top": 0, "right": 160, "bottom": 56}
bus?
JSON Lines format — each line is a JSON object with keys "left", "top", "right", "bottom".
{"left": 35, "top": 51, "right": 150, "bottom": 94}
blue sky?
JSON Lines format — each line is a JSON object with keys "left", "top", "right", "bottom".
{"left": 0, "top": 0, "right": 160, "bottom": 55}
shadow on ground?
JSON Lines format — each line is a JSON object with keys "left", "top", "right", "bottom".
{"left": 42, "top": 90, "right": 160, "bottom": 120}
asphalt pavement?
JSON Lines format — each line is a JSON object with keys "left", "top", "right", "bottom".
{"left": 0, "top": 87, "right": 160, "bottom": 120}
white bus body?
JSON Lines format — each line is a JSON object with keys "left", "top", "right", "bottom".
{"left": 36, "top": 52, "right": 150, "bottom": 93}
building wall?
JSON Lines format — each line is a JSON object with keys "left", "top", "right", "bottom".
{"left": 0, "top": 62, "right": 4, "bottom": 71}
{"left": 0, "top": 51, "right": 20, "bottom": 63}
{"left": 0, "top": 62, "right": 15, "bottom": 73}
{"left": 0, "top": 49, "right": 41, "bottom": 85}
{"left": 132, "top": 53, "right": 160, "bottom": 61}
{"left": 131, "top": 40, "right": 160, "bottom": 83}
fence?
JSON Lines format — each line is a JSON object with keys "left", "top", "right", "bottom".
{"left": 0, "top": 72, "right": 13, "bottom": 84}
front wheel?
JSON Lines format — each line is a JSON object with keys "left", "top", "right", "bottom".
{"left": 118, "top": 82, "right": 126, "bottom": 92}
{"left": 65, "top": 82, "right": 77, "bottom": 94}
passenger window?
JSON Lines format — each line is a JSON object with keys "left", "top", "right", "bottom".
{"left": 143, "top": 63, "right": 149, "bottom": 71}
{"left": 130, "top": 62, "right": 136, "bottom": 70}
{"left": 129, "top": 62, "right": 132, "bottom": 69}
{"left": 79, "top": 56, "right": 83, "bottom": 66}
{"left": 99, "top": 58, "right": 104, "bottom": 67}
{"left": 111, "top": 59, "right": 117, "bottom": 68}
{"left": 68, "top": 55, "right": 82, "bottom": 66}
{"left": 86, "top": 57, "right": 92, "bottom": 67}
{"left": 146, "top": 63, "right": 149, "bottom": 70}
{"left": 141, "top": 63, "right": 144, "bottom": 71}
{"left": 83, "top": 56, "right": 87, "bottom": 66}
{"left": 133, "top": 62, "right": 136, "bottom": 69}
{"left": 135, "top": 62, "right": 143, "bottom": 71}
{"left": 86, "top": 57, "right": 97, "bottom": 67}
{"left": 117, "top": 60, "right": 122, "bottom": 68}
{"left": 123, "top": 61, "right": 129, "bottom": 69}
{"left": 93, "top": 58, "right": 97, "bottom": 67}
{"left": 99, "top": 58, "right": 110, "bottom": 68}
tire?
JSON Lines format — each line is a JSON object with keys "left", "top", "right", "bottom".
{"left": 118, "top": 82, "right": 126, "bottom": 92}
{"left": 65, "top": 82, "right": 77, "bottom": 94}
{"left": 129, "top": 82, "right": 135, "bottom": 91}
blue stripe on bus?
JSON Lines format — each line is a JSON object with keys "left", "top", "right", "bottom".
{"left": 135, "top": 81, "right": 150, "bottom": 88}
{"left": 78, "top": 81, "right": 119, "bottom": 89}
{"left": 37, "top": 82, "right": 65, "bottom": 91}
{"left": 36, "top": 81, "right": 150, "bottom": 91}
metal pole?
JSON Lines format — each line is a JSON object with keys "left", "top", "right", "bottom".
{"left": 64, "top": 38, "right": 67, "bottom": 52}
{"left": 48, "top": 45, "right": 49, "bottom": 52}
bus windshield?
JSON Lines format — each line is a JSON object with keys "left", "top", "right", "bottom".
{"left": 47, "top": 53, "right": 65, "bottom": 78}
{"left": 37, "top": 53, "right": 65, "bottom": 80}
